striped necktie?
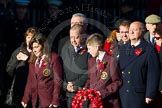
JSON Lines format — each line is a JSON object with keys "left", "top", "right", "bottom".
{"left": 35, "top": 57, "right": 41, "bottom": 74}
{"left": 76, "top": 47, "right": 80, "bottom": 53}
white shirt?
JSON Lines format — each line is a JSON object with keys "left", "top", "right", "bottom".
{"left": 35, "top": 55, "right": 46, "bottom": 68}
{"left": 131, "top": 40, "right": 141, "bottom": 47}
{"left": 74, "top": 46, "right": 83, "bottom": 53}
{"left": 96, "top": 51, "right": 106, "bottom": 62}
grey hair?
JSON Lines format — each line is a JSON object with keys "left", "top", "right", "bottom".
{"left": 72, "top": 13, "right": 88, "bottom": 24}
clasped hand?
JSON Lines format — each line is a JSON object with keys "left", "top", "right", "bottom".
{"left": 16, "top": 52, "right": 28, "bottom": 61}
{"left": 67, "top": 82, "right": 75, "bottom": 92}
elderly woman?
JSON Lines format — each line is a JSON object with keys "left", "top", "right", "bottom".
{"left": 6, "top": 27, "right": 37, "bottom": 108}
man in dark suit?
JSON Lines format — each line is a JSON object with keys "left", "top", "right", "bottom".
{"left": 119, "top": 21, "right": 161, "bottom": 108}
{"left": 61, "top": 24, "right": 89, "bottom": 108}
{"left": 58, "top": 13, "right": 88, "bottom": 55}
{"left": 144, "top": 14, "right": 161, "bottom": 45}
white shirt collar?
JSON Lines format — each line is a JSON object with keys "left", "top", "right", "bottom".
{"left": 35, "top": 54, "right": 46, "bottom": 68}
{"left": 131, "top": 40, "right": 141, "bottom": 47}
{"left": 74, "top": 46, "right": 83, "bottom": 52}
{"left": 150, "top": 34, "right": 154, "bottom": 41}
{"left": 96, "top": 51, "right": 106, "bottom": 62}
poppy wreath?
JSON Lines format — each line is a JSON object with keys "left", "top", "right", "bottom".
{"left": 72, "top": 88, "right": 103, "bottom": 108}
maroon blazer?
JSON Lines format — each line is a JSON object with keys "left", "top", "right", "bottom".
{"left": 22, "top": 53, "right": 63, "bottom": 107}
{"left": 85, "top": 53, "right": 122, "bottom": 108}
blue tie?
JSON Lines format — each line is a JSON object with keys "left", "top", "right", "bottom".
{"left": 76, "top": 47, "right": 80, "bottom": 53}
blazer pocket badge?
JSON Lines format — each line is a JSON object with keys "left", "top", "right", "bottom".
{"left": 101, "top": 71, "right": 108, "bottom": 80}
{"left": 43, "top": 68, "right": 51, "bottom": 77}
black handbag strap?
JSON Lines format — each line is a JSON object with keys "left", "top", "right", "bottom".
{"left": 9, "top": 76, "right": 16, "bottom": 93}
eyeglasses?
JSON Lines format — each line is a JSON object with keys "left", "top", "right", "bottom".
{"left": 154, "top": 37, "right": 161, "bottom": 40}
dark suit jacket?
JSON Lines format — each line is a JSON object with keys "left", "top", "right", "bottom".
{"left": 85, "top": 53, "right": 122, "bottom": 108}
{"left": 159, "top": 45, "right": 162, "bottom": 90}
{"left": 22, "top": 53, "right": 63, "bottom": 107}
{"left": 119, "top": 39, "right": 161, "bottom": 108}
{"left": 6, "top": 42, "right": 30, "bottom": 104}
{"left": 61, "top": 40, "right": 89, "bottom": 98}
{"left": 144, "top": 31, "right": 152, "bottom": 44}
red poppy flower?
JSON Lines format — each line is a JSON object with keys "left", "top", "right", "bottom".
{"left": 41, "top": 58, "right": 48, "bottom": 67}
{"left": 135, "top": 48, "right": 143, "bottom": 56}
{"left": 108, "top": 50, "right": 113, "bottom": 56}
{"left": 98, "top": 61, "right": 107, "bottom": 70}
{"left": 79, "top": 49, "right": 86, "bottom": 55}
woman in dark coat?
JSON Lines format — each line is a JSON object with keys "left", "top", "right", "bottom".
{"left": 21, "top": 33, "right": 63, "bottom": 108}
{"left": 6, "top": 27, "right": 37, "bottom": 108}
{"left": 153, "top": 24, "right": 162, "bottom": 108}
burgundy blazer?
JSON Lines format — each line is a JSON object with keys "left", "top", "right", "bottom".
{"left": 85, "top": 53, "right": 122, "bottom": 108}
{"left": 22, "top": 53, "right": 63, "bottom": 107}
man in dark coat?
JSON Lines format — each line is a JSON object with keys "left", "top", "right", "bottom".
{"left": 61, "top": 24, "right": 89, "bottom": 108}
{"left": 144, "top": 14, "right": 161, "bottom": 45}
{"left": 58, "top": 13, "right": 88, "bottom": 55}
{"left": 119, "top": 21, "right": 161, "bottom": 108}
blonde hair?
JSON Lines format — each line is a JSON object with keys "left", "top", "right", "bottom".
{"left": 86, "top": 33, "right": 103, "bottom": 47}
{"left": 105, "top": 29, "right": 119, "bottom": 43}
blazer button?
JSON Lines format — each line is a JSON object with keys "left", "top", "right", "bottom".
{"left": 126, "top": 90, "right": 129, "bottom": 92}
{"left": 122, "top": 71, "right": 124, "bottom": 74}
{"left": 128, "top": 72, "right": 131, "bottom": 74}
{"left": 127, "top": 81, "right": 130, "bottom": 83}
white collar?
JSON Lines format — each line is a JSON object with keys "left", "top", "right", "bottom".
{"left": 96, "top": 51, "right": 106, "bottom": 62}
{"left": 150, "top": 34, "right": 154, "bottom": 38}
{"left": 74, "top": 46, "right": 83, "bottom": 52}
{"left": 35, "top": 54, "right": 46, "bottom": 68}
{"left": 131, "top": 40, "right": 141, "bottom": 47}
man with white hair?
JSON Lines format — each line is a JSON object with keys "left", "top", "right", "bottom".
{"left": 58, "top": 13, "right": 89, "bottom": 54}
{"left": 119, "top": 21, "right": 160, "bottom": 108}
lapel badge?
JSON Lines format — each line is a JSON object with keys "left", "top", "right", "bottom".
{"left": 43, "top": 68, "right": 51, "bottom": 77}
{"left": 101, "top": 71, "right": 108, "bottom": 80}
